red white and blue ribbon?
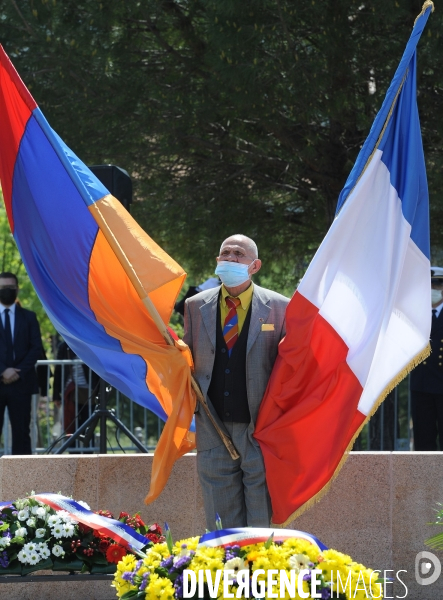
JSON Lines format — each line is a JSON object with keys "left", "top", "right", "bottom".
{"left": 32, "top": 493, "right": 148, "bottom": 552}
{"left": 198, "top": 528, "right": 327, "bottom": 551}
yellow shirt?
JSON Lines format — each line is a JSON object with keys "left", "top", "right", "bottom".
{"left": 220, "top": 283, "right": 254, "bottom": 334}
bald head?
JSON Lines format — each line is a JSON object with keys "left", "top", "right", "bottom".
{"left": 219, "top": 235, "right": 258, "bottom": 260}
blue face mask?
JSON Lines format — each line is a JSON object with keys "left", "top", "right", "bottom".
{"left": 215, "top": 260, "right": 254, "bottom": 287}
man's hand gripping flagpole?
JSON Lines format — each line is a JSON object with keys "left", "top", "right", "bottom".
{"left": 143, "top": 294, "right": 240, "bottom": 461}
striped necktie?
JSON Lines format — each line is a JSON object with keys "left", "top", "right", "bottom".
{"left": 223, "top": 297, "right": 241, "bottom": 356}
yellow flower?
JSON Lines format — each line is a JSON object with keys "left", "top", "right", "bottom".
{"left": 246, "top": 550, "right": 260, "bottom": 562}
{"left": 112, "top": 554, "right": 137, "bottom": 596}
{"left": 146, "top": 573, "right": 175, "bottom": 600}
{"left": 281, "top": 538, "right": 320, "bottom": 562}
{"left": 197, "top": 546, "right": 225, "bottom": 561}
{"left": 173, "top": 536, "right": 200, "bottom": 553}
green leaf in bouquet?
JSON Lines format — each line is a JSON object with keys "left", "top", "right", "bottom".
{"left": 10, "top": 536, "right": 25, "bottom": 545}
{"left": 155, "top": 567, "right": 169, "bottom": 578}
{"left": 164, "top": 522, "right": 173, "bottom": 554}
{"left": 21, "top": 557, "right": 53, "bottom": 575}
{"left": 120, "top": 591, "right": 139, "bottom": 599}
{"left": 0, "top": 523, "right": 9, "bottom": 532}
{"left": 425, "top": 531, "right": 443, "bottom": 550}
{"left": 52, "top": 557, "right": 84, "bottom": 572}
{"left": 0, "top": 558, "right": 22, "bottom": 575}
{"left": 91, "top": 553, "right": 109, "bottom": 565}
{"left": 75, "top": 551, "right": 91, "bottom": 565}
{"left": 81, "top": 563, "right": 89, "bottom": 574}
{"left": 90, "top": 563, "right": 117, "bottom": 574}
{"left": 264, "top": 533, "right": 274, "bottom": 549}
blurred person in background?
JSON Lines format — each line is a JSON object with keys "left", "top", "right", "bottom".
{"left": 411, "top": 266, "right": 443, "bottom": 450}
{"left": 53, "top": 340, "right": 99, "bottom": 442}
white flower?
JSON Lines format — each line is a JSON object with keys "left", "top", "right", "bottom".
{"left": 224, "top": 557, "right": 248, "bottom": 572}
{"left": 35, "top": 528, "right": 46, "bottom": 538}
{"left": 289, "top": 553, "right": 311, "bottom": 573}
{"left": 57, "top": 510, "right": 73, "bottom": 522}
{"left": 23, "top": 542, "right": 37, "bottom": 553}
{"left": 47, "top": 515, "right": 60, "bottom": 527}
{"left": 17, "top": 549, "right": 29, "bottom": 564}
{"left": 77, "top": 500, "right": 91, "bottom": 511}
{"left": 0, "top": 536, "right": 10, "bottom": 547}
{"left": 52, "top": 544, "right": 65, "bottom": 557}
{"left": 62, "top": 523, "right": 75, "bottom": 537}
{"left": 35, "top": 507, "right": 46, "bottom": 519}
{"left": 15, "top": 527, "right": 27, "bottom": 538}
{"left": 26, "top": 518, "right": 36, "bottom": 528}
{"left": 15, "top": 499, "right": 29, "bottom": 510}
{"left": 51, "top": 524, "right": 64, "bottom": 539}
{"left": 57, "top": 510, "right": 78, "bottom": 525}
{"left": 31, "top": 506, "right": 40, "bottom": 515}
{"left": 17, "top": 509, "right": 29, "bottom": 521}
{"left": 27, "top": 552, "right": 40, "bottom": 566}
{"left": 38, "top": 543, "right": 50, "bottom": 559}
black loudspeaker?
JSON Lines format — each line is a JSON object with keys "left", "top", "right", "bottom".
{"left": 89, "top": 165, "right": 132, "bottom": 212}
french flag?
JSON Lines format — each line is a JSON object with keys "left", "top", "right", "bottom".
{"left": 255, "top": 3, "right": 433, "bottom": 526}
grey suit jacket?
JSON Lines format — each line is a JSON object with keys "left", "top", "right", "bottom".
{"left": 184, "top": 284, "right": 289, "bottom": 451}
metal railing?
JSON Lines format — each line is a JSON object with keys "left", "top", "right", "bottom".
{"left": 0, "top": 358, "right": 415, "bottom": 455}
{"left": 0, "top": 359, "right": 164, "bottom": 455}
{"left": 352, "top": 374, "right": 412, "bottom": 451}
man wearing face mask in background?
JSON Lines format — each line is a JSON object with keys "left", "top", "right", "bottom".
{"left": 410, "top": 267, "right": 443, "bottom": 450}
{"left": 184, "top": 235, "right": 289, "bottom": 528}
{"left": 0, "top": 272, "right": 42, "bottom": 454}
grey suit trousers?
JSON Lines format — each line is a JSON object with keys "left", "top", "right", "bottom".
{"left": 197, "top": 422, "right": 271, "bottom": 530}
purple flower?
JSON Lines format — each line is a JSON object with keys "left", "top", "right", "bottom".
{"left": 321, "top": 588, "right": 331, "bottom": 599}
{"left": 160, "top": 556, "right": 174, "bottom": 569}
{"left": 303, "top": 572, "right": 311, "bottom": 582}
{"left": 140, "top": 572, "right": 149, "bottom": 592}
{"left": 0, "top": 551, "right": 8, "bottom": 569}
{"left": 172, "top": 555, "right": 191, "bottom": 571}
{"left": 174, "top": 573, "right": 184, "bottom": 598}
{"left": 122, "top": 571, "right": 136, "bottom": 585}
{"left": 135, "top": 559, "right": 143, "bottom": 572}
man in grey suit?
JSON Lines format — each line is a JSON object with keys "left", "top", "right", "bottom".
{"left": 184, "top": 235, "right": 289, "bottom": 529}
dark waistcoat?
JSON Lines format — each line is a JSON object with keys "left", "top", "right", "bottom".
{"left": 207, "top": 300, "right": 252, "bottom": 423}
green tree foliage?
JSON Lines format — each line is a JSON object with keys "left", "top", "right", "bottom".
{"left": 0, "top": 0, "right": 442, "bottom": 297}
{"left": 0, "top": 190, "right": 55, "bottom": 350}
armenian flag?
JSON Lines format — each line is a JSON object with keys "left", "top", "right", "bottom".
{"left": 0, "top": 45, "right": 196, "bottom": 500}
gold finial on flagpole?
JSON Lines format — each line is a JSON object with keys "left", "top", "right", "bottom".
{"left": 414, "top": 1, "right": 435, "bottom": 26}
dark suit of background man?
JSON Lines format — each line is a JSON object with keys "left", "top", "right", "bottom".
{"left": 0, "top": 272, "right": 42, "bottom": 455}
{"left": 184, "top": 235, "right": 289, "bottom": 529}
{"left": 411, "top": 266, "right": 443, "bottom": 450}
